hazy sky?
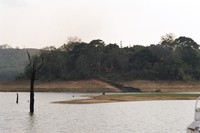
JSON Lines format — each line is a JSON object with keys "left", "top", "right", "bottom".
{"left": 1, "top": 0, "right": 200, "bottom": 48}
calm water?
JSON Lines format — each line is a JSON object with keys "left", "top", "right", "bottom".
{"left": 0, "top": 92, "right": 196, "bottom": 133}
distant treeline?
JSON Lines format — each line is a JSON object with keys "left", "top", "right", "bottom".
{"left": 22, "top": 34, "right": 200, "bottom": 81}
{"left": 0, "top": 47, "right": 37, "bottom": 81}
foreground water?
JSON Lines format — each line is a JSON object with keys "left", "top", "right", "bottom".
{"left": 0, "top": 92, "right": 196, "bottom": 133}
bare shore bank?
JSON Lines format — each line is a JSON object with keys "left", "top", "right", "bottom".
{"left": 1, "top": 80, "right": 200, "bottom": 93}
{"left": 52, "top": 93, "right": 200, "bottom": 104}
{"left": 0, "top": 79, "right": 121, "bottom": 92}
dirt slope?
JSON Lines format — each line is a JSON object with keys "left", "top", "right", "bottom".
{"left": 0, "top": 79, "right": 121, "bottom": 92}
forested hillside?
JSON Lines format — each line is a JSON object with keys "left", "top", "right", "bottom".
{"left": 23, "top": 34, "right": 200, "bottom": 81}
{"left": 0, "top": 47, "right": 37, "bottom": 81}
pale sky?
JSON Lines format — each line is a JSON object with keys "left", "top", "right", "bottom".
{"left": 1, "top": 0, "right": 200, "bottom": 48}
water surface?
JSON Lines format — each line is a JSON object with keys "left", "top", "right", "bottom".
{"left": 0, "top": 92, "right": 195, "bottom": 133}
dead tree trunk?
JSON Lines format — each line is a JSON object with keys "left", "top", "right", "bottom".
{"left": 16, "top": 93, "right": 18, "bottom": 104}
{"left": 30, "top": 71, "right": 36, "bottom": 113}
{"left": 27, "top": 51, "right": 44, "bottom": 114}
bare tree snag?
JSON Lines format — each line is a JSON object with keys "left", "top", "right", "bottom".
{"left": 16, "top": 93, "right": 18, "bottom": 104}
{"left": 27, "top": 51, "right": 44, "bottom": 113}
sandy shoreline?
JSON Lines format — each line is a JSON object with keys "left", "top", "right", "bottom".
{"left": 0, "top": 80, "right": 121, "bottom": 92}
{"left": 2, "top": 80, "right": 200, "bottom": 93}
{"left": 2, "top": 80, "right": 200, "bottom": 105}
{"left": 52, "top": 93, "right": 200, "bottom": 104}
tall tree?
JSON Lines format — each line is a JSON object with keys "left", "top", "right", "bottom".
{"left": 160, "top": 33, "right": 176, "bottom": 50}
{"left": 27, "top": 51, "right": 44, "bottom": 113}
{"left": 174, "top": 36, "right": 199, "bottom": 49}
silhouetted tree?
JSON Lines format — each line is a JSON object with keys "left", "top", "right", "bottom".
{"left": 27, "top": 51, "right": 44, "bottom": 113}
{"left": 160, "top": 33, "right": 176, "bottom": 50}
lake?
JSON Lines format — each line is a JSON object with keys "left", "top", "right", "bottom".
{"left": 0, "top": 92, "right": 196, "bottom": 133}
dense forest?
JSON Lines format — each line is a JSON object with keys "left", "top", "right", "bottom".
{"left": 22, "top": 34, "right": 200, "bottom": 81}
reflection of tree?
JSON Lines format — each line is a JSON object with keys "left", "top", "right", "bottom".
{"left": 27, "top": 113, "right": 36, "bottom": 131}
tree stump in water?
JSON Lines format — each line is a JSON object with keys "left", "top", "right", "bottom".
{"left": 16, "top": 93, "right": 18, "bottom": 104}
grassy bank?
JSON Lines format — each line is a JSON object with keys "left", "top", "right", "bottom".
{"left": 52, "top": 93, "right": 200, "bottom": 104}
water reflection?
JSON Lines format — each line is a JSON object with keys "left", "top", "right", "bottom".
{"left": 27, "top": 113, "right": 36, "bottom": 131}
